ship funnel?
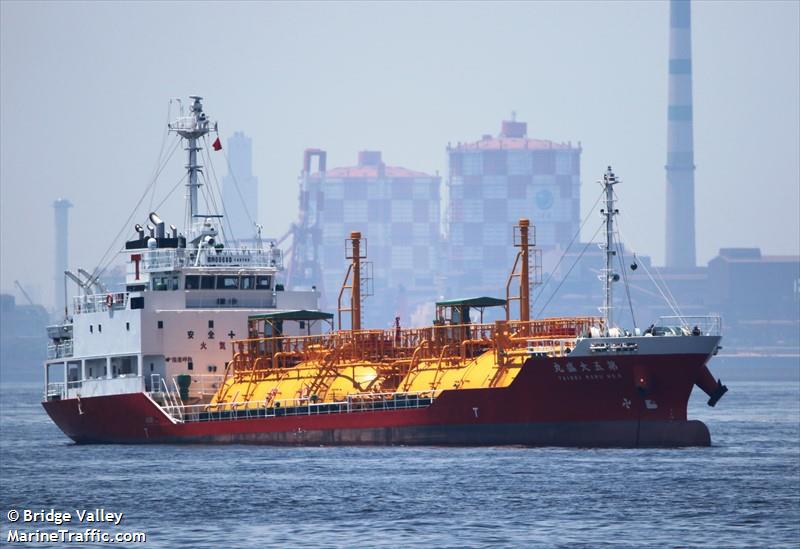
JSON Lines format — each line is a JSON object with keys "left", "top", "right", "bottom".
{"left": 149, "top": 212, "right": 165, "bottom": 238}
{"left": 134, "top": 223, "right": 144, "bottom": 239}
{"left": 170, "top": 224, "right": 178, "bottom": 238}
{"left": 147, "top": 224, "right": 155, "bottom": 237}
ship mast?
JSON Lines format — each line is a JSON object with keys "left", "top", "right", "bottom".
{"left": 601, "top": 166, "right": 619, "bottom": 333}
{"left": 168, "top": 96, "right": 216, "bottom": 240}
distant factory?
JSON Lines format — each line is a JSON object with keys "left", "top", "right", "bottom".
{"left": 291, "top": 150, "right": 441, "bottom": 326}
{"left": 39, "top": 0, "right": 797, "bottom": 353}
{"left": 444, "top": 116, "right": 581, "bottom": 299}
{"left": 221, "top": 131, "right": 259, "bottom": 243}
{"left": 279, "top": 0, "right": 797, "bottom": 347}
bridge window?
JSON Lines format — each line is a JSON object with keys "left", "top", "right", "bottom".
{"left": 152, "top": 277, "right": 168, "bottom": 291}
{"left": 185, "top": 275, "right": 200, "bottom": 289}
{"left": 154, "top": 276, "right": 179, "bottom": 290}
{"left": 240, "top": 275, "right": 255, "bottom": 289}
{"left": 216, "top": 276, "right": 239, "bottom": 290}
{"left": 256, "top": 276, "right": 272, "bottom": 290}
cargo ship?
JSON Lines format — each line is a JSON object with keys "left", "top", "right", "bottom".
{"left": 42, "top": 97, "right": 727, "bottom": 446}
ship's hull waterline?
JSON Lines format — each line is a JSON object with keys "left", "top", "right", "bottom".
{"left": 43, "top": 353, "right": 719, "bottom": 447}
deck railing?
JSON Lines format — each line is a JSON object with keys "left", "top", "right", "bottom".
{"left": 141, "top": 247, "right": 283, "bottom": 272}
{"left": 657, "top": 315, "right": 722, "bottom": 336}
{"left": 72, "top": 292, "right": 128, "bottom": 314}
{"left": 229, "top": 317, "right": 601, "bottom": 377}
{"left": 47, "top": 340, "right": 74, "bottom": 359}
{"left": 163, "top": 390, "right": 437, "bottom": 423}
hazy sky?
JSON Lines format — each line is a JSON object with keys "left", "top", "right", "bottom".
{"left": 1, "top": 0, "right": 798, "bottom": 308}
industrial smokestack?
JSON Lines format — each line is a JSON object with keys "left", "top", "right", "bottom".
{"left": 665, "top": 0, "right": 696, "bottom": 269}
{"left": 53, "top": 198, "right": 73, "bottom": 311}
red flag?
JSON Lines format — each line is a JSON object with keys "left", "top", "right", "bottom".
{"left": 212, "top": 137, "right": 222, "bottom": 151}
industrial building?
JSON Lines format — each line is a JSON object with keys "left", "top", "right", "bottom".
{"left": 290, "top": 150, "right": 442, "bottom": 327}
{"left": 52, "top": 198, "right": 72, "bottom": 312}
{"left": 221, "top": 131, "right": 259, "bottom": 243}
{"left": 444, "top": 117, "right": 581, "bottom": 299}
{"left": 706, "top": 249, "right": 800, "bottom": 348}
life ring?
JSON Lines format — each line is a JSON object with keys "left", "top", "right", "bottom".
{"left": 106, "top": 294, "right": 113, "bottom": 308}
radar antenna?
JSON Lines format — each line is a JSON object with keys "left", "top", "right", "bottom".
{"left": 167, "top": 96, "right": 217, "bottom": 241}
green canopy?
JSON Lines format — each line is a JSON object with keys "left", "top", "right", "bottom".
{"left": 248, "top": 310, "right": 334, "bottom": 322}
{"left": 435, "top": 297, "right": 507, "bottom": 308}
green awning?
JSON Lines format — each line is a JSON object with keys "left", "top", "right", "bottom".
{"left": 248, "top": 310, "right": 334, "bottom": 322}
{"left": 435, "top": 297, "right": 507, "bottom": 308}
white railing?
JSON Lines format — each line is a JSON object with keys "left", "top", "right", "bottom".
{"left": 47, "top": 376, "right": 145, "bottom": 399}
{"left": 73, "top": 292, "right": 128, "bottom": 314}
{"left": 657, "top": 315, "right": 722, "bottom": 337}
{"left": 169, "top": 114, "right": 208, "bottom": 133}
{"left": 143, "top": 249, "right": 187, "bottom": 271}
{"left": 184, "top": 374, "right": 225, "bottom": 398}
{"left": 160, "top": 390, "right": 437, "bottom": 423}
{"left": 141, "top": 248, "right": 283, "bottom": 272}
{"left": 47, "top": 340, "right": 74, "bottom": 359}
{"left": 524, "top": 338, "right": 579, "bottom": 357}
{"left": 45, "top": 383, "right": 64, "bottom": 399}
{"left": 45, "top": 381, "right": 87, "bottom": 399}
{"left": 202, "top": 248, "right": 283, "bottom": 269}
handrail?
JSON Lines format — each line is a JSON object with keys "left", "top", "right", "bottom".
{"left": 160, "top": 390, "right": 438, "bottom": 423}
{"left": 229, "top": 317, "right": 600, "bottom": 375}
{"left": 141, "top": 247, "right": 283, "bottom": 272}
{"left": 657, "top": 315, "right": 722, "bottom": 336}
{"left": 73, "top": 292, "right": 129, "bottom": 314}
{"left": 47, "top": 340, "right": 74, "bottom": 359}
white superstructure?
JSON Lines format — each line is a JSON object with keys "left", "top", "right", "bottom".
{"left": 45, "top": 97, "right": 322, "bottom": 404}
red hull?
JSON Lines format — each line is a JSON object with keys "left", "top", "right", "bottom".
{"left": 42, "top": 353, "right": 717, "bottom": 447}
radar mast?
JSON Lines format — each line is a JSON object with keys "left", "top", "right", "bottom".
{"left": 168, "top": 96, "right": 217, "bottom": 241}
{"left": 600, "top": 166, "right": 619, "bottom": 333}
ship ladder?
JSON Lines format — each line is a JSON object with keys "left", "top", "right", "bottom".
{"left": 306, "top": 351, "right": 341, "bottom": 401}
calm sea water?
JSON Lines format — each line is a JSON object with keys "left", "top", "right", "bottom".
{"left": 1, "top": 357, "right": 798, "bottom": 548}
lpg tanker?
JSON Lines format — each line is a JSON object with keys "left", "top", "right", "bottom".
{"left": 42, "top": 97, "right": 727, "bottom": 446}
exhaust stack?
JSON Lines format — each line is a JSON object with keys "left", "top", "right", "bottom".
{"left": 665, "top": 0, "right": 697, "bottom": 268}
